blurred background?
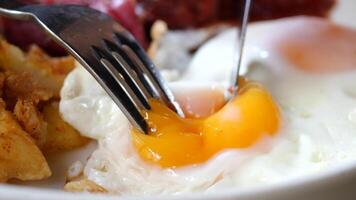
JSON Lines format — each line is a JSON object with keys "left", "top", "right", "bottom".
{"left": 3, "top": 0, "right": 351, "bottom": 57}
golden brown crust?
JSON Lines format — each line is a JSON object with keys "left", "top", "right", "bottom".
{"left": 4, "top": 71, "right": 53, "bottom": 104}
{"left": 0, "top": 99, "right": 51, "bottom": 182}
{"left": 13, "top": 99, "right": 48, "bottom": 147}
{"left": 0, "top": 40, "right": 75, "bottom": 98}
{"left": 0, "top": 39, "right": 90, "bottom": 182}
{"left": 42, "top": 101, "right": 90, "bottom": 153}
{"left": 64, "top": 179, "right": 107, "bottom": 193}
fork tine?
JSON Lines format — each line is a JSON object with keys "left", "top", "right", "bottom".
{"left": 114, "top": 32, "right": 163, "bottom": 99}
{"left": 91, "top": 46, "right": 148, "bottom": 133}
{"left": 92, "top": 45, "right": 146, "bottom": 110}
{"left": 110, "top": 36, "right": 159, "bottom": 100}
{"left": 113, "top": 32, "right": 185, "bottom": 117}
{"left": 101, "top": 39, "right": 153, "bottom": 106}
{"left": 119, "top": 45, "right": 158, "bottom": 98}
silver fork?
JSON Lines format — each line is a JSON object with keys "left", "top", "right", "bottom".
{"left": 0, "top": 0, "right": 184, "bottom": 134}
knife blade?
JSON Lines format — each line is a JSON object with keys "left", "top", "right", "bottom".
{"left": 230, "top": 0, "right": 251, "bottom": 96}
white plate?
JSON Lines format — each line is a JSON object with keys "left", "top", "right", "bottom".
{"left": 2, "top": 0, "right": 356, "bottom": 199}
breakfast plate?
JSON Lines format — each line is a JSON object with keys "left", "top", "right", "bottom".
{"left": 1, "top": 0, "right": 356, "bottom": 200}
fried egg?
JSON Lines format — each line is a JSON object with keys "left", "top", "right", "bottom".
{"left": 60, "top": 17, "right": 356, "bottom": 195}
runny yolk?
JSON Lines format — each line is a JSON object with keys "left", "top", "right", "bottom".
{"left": 132, "top": 81, "right": 280, "bottom": 168}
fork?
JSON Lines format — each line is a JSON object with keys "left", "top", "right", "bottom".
{"left": 0, "top": 0, "right": 184, "bottom": 134}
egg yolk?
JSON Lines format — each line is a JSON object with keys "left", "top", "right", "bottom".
{"left": 132, "top": 81, "right": 280, "bottom": 168}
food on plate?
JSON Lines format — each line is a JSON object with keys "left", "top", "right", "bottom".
{"left": 0, "top": 40, "right": 89, "bottom": 182}
{"left": 0, "top": 99, "right": 50, "bottom": 182}
{"left": 0, "top": 41, "right": 74, "bottom": 97}
{"left": 1, "top": 0, "right": 356, "bottom": 198}
{"left": 132, "top": 81, "right": 280, "bottom": 167}
{"left": 64, "top": 179, "right": 107, "bottom": 193}
{"left": 59, "top": 16, "right": 356, "bottom": 195}
{"left": 42, "top": 101, "right": 89, "bottom": 152}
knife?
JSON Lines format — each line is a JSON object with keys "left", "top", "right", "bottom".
{"left": 230, "top": 0, "right": 252, "bottom": 96}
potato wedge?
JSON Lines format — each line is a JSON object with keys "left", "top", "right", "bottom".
{"left": 42, "top": 101, "right": 89, "bottom": 153}
{"left": 4, "top": 71, "right": 53, "bottom": 106}
{"left": 65, "top": 179, "right": 107, "bottom": 193}
{"left": 0, "top": 99, "right": 51, "bottom": 182}
{"left": 0, "top": 40, "right": 75, "bottom": 97}
{"left": 13, "top": 99, "right": 48, "bottom": 147}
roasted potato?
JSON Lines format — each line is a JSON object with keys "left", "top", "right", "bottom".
{"left": 4, "top": 71, "right": 53, "bottom": 107}
{"left": 0, "top": 40, "right": 75, "bottom": 98}
{"left": 0, "top": 39, "right": 90, "bottom": 183}
{"left": 13, "top": 99, "right": 48, "bottom": 147}
{"left": 0, "top": 39, "right": 89, "bottom": 152}
{"left": 42, "top": 101, "right": 89, "bottom": 153}
{"left": 65, "top": 179, "right": 107, "bottom": 193}
{"left": 0, "top": 99, "right": 51, "bottom": 182}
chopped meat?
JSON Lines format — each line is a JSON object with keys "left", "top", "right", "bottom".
{"left": 2, "top": 19, "right": 67, "bottom": 56}
{"left": 223, "top": 0, "right": 336, "bottom": 22}
{"left": 137, "top": 0, "right": 336, "bottom": 29}
{"left": 136, "top": 0, "right": 217, "bottom": 29}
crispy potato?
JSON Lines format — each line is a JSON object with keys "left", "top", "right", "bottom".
{"left": 0, "top": 40, "right": 75, "bottom": 97}
{"left": 0, "top": 39, "right": 90, "bottom": 183}
{"left": 0, "top": 99, "right": 51, "bottom": 182}
{"left": 14, "top": 99, "right": 89, "bottom": 153}
{"left": 42, "top": 101, "right": 89, "bottom": 153}
{"left": 0, "top": 40, "right": 89, "bottom": 153}
{"left": 4, "top": 71, "right": 53, "bottom": 106}
{"left": 64, "top": 179, "right": 107, "bottom": 193}
{"left": 13, "top": 99, "right": 48, "bottom": 147}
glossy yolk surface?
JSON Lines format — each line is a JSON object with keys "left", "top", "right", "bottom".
{"left": 132, "top": 81, "right": 280, "bottom": 168}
